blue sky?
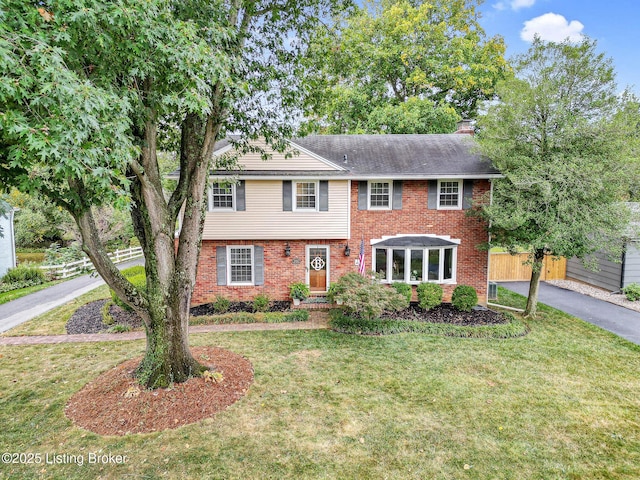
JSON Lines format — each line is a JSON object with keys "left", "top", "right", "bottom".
{"left": 478, "top": 0, "right": 639, "bottom": 94}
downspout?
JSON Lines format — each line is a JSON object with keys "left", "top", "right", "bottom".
{"left": 486, "top": 179, "right": 494, "bottom": 303}
{"left": 620, "top": 240, "right": 627, "bottom": 290}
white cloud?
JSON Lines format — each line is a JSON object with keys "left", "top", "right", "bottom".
{"left": 520, "top": 13, "right": 585, "bottom": 43}
{"left": 493, "top": 0, "right": 535, "bottom": 11}
{"left": 511, "top": 0, "right": 536, "bottom": 10}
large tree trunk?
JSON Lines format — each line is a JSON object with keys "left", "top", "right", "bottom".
{"left": 524, "top": 248, "right": 545, "bottom": 318}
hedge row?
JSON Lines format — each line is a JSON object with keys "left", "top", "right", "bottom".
{"left": 189, "top": 309, "right": 310, "bottom": 326}
{"left": 329, "top": 310, "right": 528, "bottom": 339}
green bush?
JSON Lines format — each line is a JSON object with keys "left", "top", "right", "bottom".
{"left": 392, "top": 282, "right": 412, "bottom": 303}
{"left": 212, "top": 295, "right": 231, "bottom": 314}
{"left": 253, "top": 294, "right": 270, "bottom": 312}
{"left": 623, "top": 283, "right": 640, "bottom": 301}
{"left": 289, "top": 282, "right": 310, "bottom": 300}
{"left": 451, "top": 285, "right": 478, "bottom": 312}
{"left": 334, "top": 273, "right": 409, "bottom": 320}
{"left": 1, "top": 263, "right": 46, "bottom": 285}
{"left": 416, "top": 282, "right": 443, "bottom": 310}
{"left": 110, "top": 266, "right": 146, "bottom": 311}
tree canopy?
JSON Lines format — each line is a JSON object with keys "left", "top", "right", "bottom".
{"left": 301, "top": 0, "right": 510, "bottom": 134}
{"left": 476, "top": 37, "right": 637, "bottom": 317}
{"left": 0, "top": 0, "right": 349, "bottom": 387}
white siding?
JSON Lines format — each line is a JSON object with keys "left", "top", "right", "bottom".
{"left": 202, "top": 180, "right": 350, "bottom": 240}
{"left": 220, "top": 141, "right": 338, "bottom": 171}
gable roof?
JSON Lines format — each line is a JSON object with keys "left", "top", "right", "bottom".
{"left": 168, "top": 134, "right": 501, "bottom": 180}
{"left": 290, "top": 134, "right": 499, "bottom": 179}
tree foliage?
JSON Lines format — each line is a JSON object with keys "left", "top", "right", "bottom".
{"left": 0, "top": 0, "right": 350, "bottom": 388}
{"left": 476, "top": 37, "right": 636, "bottom": 317}
{"left": 301, "top": 0, "right": 510, "bottom": 134}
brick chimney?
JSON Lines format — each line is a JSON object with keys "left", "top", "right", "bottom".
{"left": 455, "top": 119, "right": 474, "bottom": 135}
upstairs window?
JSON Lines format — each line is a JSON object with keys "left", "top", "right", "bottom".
{"left": 209, "top": 183, "right": 234, "bottom": 211}
{"left": 438, "top": 180, "right": 462, "bottom": 209}
{"left": 368, "top": 181, "right": 391, "bottom": 209}
{"left": 295, "top": 181, "right": 318, "bottom": 210}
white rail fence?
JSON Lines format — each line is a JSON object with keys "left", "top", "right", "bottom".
{"left": 40, "top": 247, "right": 144, "bottom": 280}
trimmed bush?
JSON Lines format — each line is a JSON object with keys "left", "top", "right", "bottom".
{"left": 623, "top": 283, "right": 640, "bottom": 301}
{"left": 253, "top": 294, "right": 270, "bottom": 312}
{"left": 392, "top": 282, "right": 412, "bottom": 303}
{"left": 451, "top": 285, "right": 478, "bottom": 312}
{"left": 1, "top": 263, "right": 46, "bottom": 285}
{"left": 416, "top": 283, "right": 443, "bottom": 311}
{"left": 333, "top": 272, "right": 409, "bottom": 320}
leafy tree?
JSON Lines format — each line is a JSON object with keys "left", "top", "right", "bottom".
{"left": 301, "top": 0, "right": 510, "bottom": 134}
{"left": 0, "top": 0, "right": 348, "bottom": 388}
{"left": 476, "top": 37, "right": 635, "bottom": 317}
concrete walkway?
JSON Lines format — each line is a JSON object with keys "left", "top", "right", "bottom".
{"left": 0, "top": 258, "right": 143, "bottom": 333}
{"left": 501, "top": 281, "right": 640, "bottom": 345}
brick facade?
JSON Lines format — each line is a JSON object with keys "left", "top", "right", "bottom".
{"left": 192, "top": 179, "right": 491, "bottom": 306}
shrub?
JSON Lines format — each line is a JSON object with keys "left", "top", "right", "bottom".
{"left": 334, "top": 273, "right": 409, "bottom": 320}
{"left": 110, "top": 266, "right": 146, "bottom": 311}
{"left": 289, "top": 282, "right": 310, "bottom": 300}
{"left": 212, "top": 295, "right": 231, "bottom": 314}
{"left": 392, "top": 282, "right": 412, "bottom": 303}
{"left": 451, "top": 285, "right": 478, "bottom": 312}
{"left": 416, "top": 283, "right": 443, "bottom": 310}
{"left": 253, "top": 294, "right": 270, "bottom": 312}
{"left": 1, "top": 263, "right": 46, "bottom": 285}
{"left": 623, "top": 283, "right": 640, "bottom": 301}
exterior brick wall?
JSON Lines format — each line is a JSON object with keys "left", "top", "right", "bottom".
{"left": 192, "top": 179, "right": 491, "bottom": 306}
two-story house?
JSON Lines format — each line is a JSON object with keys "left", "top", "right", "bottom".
{"left": 189, "top": 122, "right": 500, "bottom": 306}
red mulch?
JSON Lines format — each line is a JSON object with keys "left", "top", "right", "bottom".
{"left": 65, "top": 346, "right": 253, "bottom": 436}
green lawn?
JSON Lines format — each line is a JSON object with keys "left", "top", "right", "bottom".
{"left": 1, "top": 289, "right": 639, "bottom": 479}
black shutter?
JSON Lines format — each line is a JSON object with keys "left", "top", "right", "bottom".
{"left": 392, "top": 180, "right": 403, "bottom": 210}
{"left": 462, "top": 180, "right": 474, "bottom": 210}
{"left": 254, "top": 246, "right": 264, "bottom": 286}
{"left": 428, "top": 180, "right": 438, "bottom": 209}
{"left": 216, "top": 246, "right": 227, "bottom": 286}
{"left": 283, "top": 181, "right": 292, "bottom": 211}
{"left": 236, "top": 180, "right": 246, "bottom": 211}
{"left": 358, "top": 181, "right": 368, "bottom": 210}
{"left": 319, "top": 181, "right": 329, "bottom": 211}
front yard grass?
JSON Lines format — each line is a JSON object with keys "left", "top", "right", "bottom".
{"left": 1, "top": 288, "right": 639, "bottom": 479}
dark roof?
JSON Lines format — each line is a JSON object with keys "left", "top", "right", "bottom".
{"left": 372, "top": 235, "right": 458, "bottom": 248}
{"left": 291, "top": 134, "right": 499, "bottom": 178}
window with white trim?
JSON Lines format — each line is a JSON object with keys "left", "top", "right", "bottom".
{"left": 373, "top": 245, "right": 457, "bottom": 284}
{"left": 209, "top": 183, "right": 234, "bottom": 211}
{"left": 228, "top": 246, "right": 253, "bottom": 284}
{"left": 369, "top": 181, "right": 392, "bottom": 209}
{"left": 294, "top": 181, "right": 318, "bottom": 210}
{"left": 438, "top": 180, "right": 462, "bottom": 209}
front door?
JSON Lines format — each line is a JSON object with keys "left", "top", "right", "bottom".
{"left": 307, "top": 246, "right": 329, "bottom": 292}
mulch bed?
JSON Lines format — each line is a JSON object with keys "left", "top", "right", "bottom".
{"left": 379, "top": 303, "right": 508, "bottom": 326}
{"left": 65, "top": 346, "right": 254, "bottom": 436}
{"left": 66, "top": 299, "right": 293, "bottom": 334}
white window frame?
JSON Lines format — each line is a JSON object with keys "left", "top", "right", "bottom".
{"left": 208, "top": 183, "right": 235, "bottom": 211}
{"left": 372, "top": 245, "right": 457, "bottom": 285}
{"left": 437, "top": 180, "right": 462, "bottom": 210}
{"left": 227, "top": 246, "right": 254, "bottom": 285}
{"left": 293, "top": 181, "right": 319, "bottom": 211}
{"left": 368, "top": 180, "right": 393, "bottom": 210}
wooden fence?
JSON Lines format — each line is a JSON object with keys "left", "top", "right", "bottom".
{"left": 40, "top": 246, "right": 143, "bottom": 279}
{"left": 489, "top": 252, "right": 566, "bottom": 282}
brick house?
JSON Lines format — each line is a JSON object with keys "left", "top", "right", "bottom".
{"left": 188, "top": 122, "right": 500, "bottom": 306}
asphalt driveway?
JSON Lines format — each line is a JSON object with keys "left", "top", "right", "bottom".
{"left": 500, "top": 281, "right": 640, "bottom": 346}
{"left": 0, "top": 258, "right": 143, "bottom": 333}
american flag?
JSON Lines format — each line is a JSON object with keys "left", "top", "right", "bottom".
{"left": 358, "top": 238, "right": 365, "bottom": 275}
